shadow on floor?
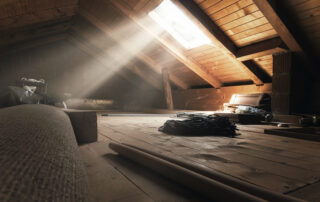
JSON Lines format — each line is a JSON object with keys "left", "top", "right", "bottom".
{"left": 103, "top": 153, "right": 213, "bottom": 202}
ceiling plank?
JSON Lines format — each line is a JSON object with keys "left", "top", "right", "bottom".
{"left": 175, "top": 0, "right": 264, "bottom": 85}
{"left": 252, "top": 0, "right": 303, "bottom": 53}
{"left": 236, "top": 37, "right": 288, "bottom": 61}
{"left": 78, "top": 9, "right": 189, "bottom": 89}
{"left": 176, "top": 0, "right": 237, "bottom": 54}
{"left": 109, "top": 0, "right": 222, "bottom": 88}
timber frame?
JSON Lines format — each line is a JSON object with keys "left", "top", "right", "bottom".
{"left": 107, "top": 0, "right": 292, "bottom": 87}
{"left": 0, "top": 0, "right": 319, "bottom": 92}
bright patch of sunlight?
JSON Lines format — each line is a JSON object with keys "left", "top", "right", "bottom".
{"left": 149, "top": 0, "right": 212, "bottom": 49}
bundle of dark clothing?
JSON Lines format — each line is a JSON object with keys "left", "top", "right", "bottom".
{"left": 159, "top": 114, "right": 237, "bottom": 137}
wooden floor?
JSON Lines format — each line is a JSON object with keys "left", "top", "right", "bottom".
{"left": 80, "top": 114, "right": 320, "bottom": 201}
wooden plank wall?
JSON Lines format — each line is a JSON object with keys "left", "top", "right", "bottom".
{"left": 173, "top": 83, "right": 272, "bottom": 110}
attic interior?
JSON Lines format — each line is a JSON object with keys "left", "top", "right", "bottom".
{"left": 0, "top": 0, "right": 320, "bottom": 201}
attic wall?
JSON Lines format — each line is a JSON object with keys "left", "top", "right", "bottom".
{"left": 0, "top": 40, "right": 164, "bottom": 109}
{"left": 0, "top": 40, "right": 82, "bottom": 97}
{"left": 308, "top": 80, "right": 320, "bottom": 114}
{"left": 173, "top": 84, "right": 272, "bottom": 111}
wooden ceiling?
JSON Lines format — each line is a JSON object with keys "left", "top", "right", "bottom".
{"left": 0, "top": 0, "right": 78, "bottom": 30}
{"left": 0, "top": 0, "right": 78, "bottom": 55}
{"left": 196, "top": 0, "right": 278, "bottom": 47}
{"left": 0, "top": 0, "right": 318, "bottom": 90}
{"left": 280, "top": 0, "right": 320, "bottom": 56}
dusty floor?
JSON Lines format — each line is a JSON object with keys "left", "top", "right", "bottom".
{"left": 79, "top": 114, "right": 320, "bottom": 201}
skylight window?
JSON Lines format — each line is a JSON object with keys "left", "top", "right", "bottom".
{"left": 149, "top": 0, "right": 212, "bottom": 49}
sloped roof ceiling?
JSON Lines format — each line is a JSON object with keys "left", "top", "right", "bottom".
{"left": 0, "top": 0, "right": 319, "bottom": 90}
{"left": 0, "top": 0, "right": 78, "bottom": 30}
{"left": 280, "top": 0, "right": 320, "bottom": 56}
{"left": 197, "top": 0, "right": 279, "bottom": 47}
{"left": 0, "top": 0, "right": 78, "bottom": 54}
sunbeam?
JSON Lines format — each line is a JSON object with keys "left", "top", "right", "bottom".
{"left": 67, "top": 15, "right": 165, "bottom": 98}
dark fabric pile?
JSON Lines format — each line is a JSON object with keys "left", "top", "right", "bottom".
{"left": 159, "top": 114, "right": 237, "bottom": 137}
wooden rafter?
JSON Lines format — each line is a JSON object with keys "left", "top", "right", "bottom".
{"left": 109, "top": 0, "right": 223, "bottom": 88}
{"left": 175, "top": 0, "right": 264, "bottom": 85}
{"left": 252, "top": 0, "right": 303, "bottom": 53}
{"left": 242, "top": 60, "right": 272, "bottom": 83}
{"left": 236, "top": 37, "right": 288, "bottom": 62}
{"left": 78, "top": 9, "right": 189, "bottom": 90}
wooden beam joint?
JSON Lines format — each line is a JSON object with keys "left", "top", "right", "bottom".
{"left": 242, "top": 60, "right": 272, "bottom": 84}
{"left": 236, "top": 37, "right": 288, "bottom": 61}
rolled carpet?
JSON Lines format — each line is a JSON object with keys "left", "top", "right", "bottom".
{"left": 0, "top": 104, "right": 89, "bottom": 202}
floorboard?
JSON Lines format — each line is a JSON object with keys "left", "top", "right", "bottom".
{"left": 80, "top": 141, "right": 211, "bottom": 202}
{"left": 96, "top": 114, "right": 320, "bottom": 195}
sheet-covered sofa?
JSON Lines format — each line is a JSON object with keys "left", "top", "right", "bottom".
{"left": 0, "top": 104, "right": 89, "bottom": 201}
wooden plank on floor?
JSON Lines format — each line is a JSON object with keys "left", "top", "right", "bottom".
{"left": 80, "top": 141, "right": 211, "bottom": 202}
{"left": 97, "top": 115, "right": 320, "bottom": 194}
{"left": 107, "top": 123, "right": 320, "bottom": 182}
{"left": 99, "top": 124, "right": 304, "bottom": 193}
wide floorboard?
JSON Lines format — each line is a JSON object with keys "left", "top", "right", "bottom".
{"left": 80, "top": 114, "right": 320, "bottom": 201}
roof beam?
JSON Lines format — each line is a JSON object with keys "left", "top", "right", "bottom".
{"left": 78, "top": 9, "right": 189, "bottom": 90}
{"left": 109, "top": 0, "right": 222, "bottom": 88}
{"left": 175, "top": 0, "right": 237, "bottom": 54}
{"left": 236, "top": 37, "right": 288, "bottom": 61}
{"left": 175, "top": 0, "right": 263, "bottom": 85}
{"left": 253, "top": 0, "right": 320, "bottom": 74}
{"left": 252, "top": 0, "right": 303, "bottom": 53}
{"left": 242, "top": 60, "right": 272, "bottom": 83}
